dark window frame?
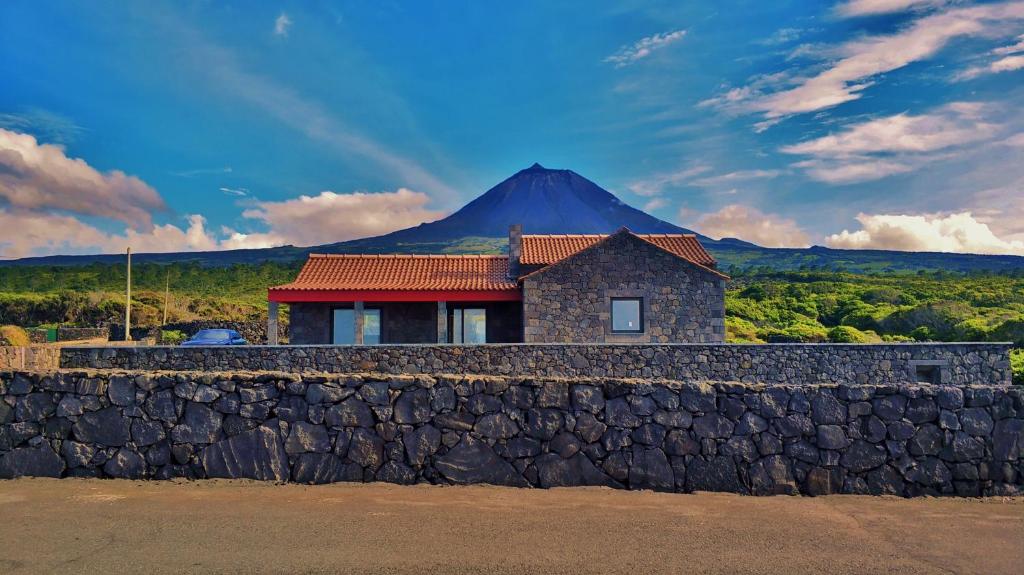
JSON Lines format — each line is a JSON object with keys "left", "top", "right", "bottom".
{"left": 610, "top": 297, "right": 644, "bottom": 334}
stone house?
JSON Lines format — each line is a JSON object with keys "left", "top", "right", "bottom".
{"left": 268, "top": 226, "right": 727, "bottom": 345}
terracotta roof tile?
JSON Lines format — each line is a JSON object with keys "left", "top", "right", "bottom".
{"left": 271, "top": 254, "right": 517, "bottom": 292}
{"left": 521, "top": 234, "right": 717, "bottom": 268}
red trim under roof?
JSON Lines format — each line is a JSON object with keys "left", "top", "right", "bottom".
{"left": 269, "top": 289, "right": 521, "bottom": 303}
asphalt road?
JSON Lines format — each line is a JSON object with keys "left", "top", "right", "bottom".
{"left": 0, "top": 479, "right": 1021, "bottom": 574}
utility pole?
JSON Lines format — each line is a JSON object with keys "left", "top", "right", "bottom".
{"left": 162, "top": 268, "right": 170, "bottom": 326}
{"left": 125, "top": 247, "right": 132, "bottom": 341}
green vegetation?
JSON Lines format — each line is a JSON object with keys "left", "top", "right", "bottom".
{"left": 724, "top": 269, "right": 1024, "bottom": 345}
{"left": 160, "top": 330, "right": 187, "bottom": 345}
{"left": 0, "top": 263, "right": 1020, "bottom": 381}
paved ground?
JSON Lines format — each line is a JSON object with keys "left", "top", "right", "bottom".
{"left": 0, "top": 479, "right": 1021, "bottom": 574}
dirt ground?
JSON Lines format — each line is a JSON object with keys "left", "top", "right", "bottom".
{"left": 0, "top": 479, "right": 1021, "bottom": 575}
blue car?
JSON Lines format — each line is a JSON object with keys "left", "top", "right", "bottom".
{"left": 180, "top": 329, "right": 248, "bottom": 346}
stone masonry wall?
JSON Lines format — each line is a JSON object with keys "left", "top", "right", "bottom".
{"left": 1, "top": 370, "right": 1021, "bottom": 496}
{"left": 0, "top": 347, "right": 60, "bottom": 371}
{"left": 60, "top": 343, "right": 1013, "bottom": 386}
{"left": 522, "top": 231, "right": 726, "bottom": 343}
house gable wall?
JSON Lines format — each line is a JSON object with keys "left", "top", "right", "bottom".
{"left": 522, "top": 231, "right": 726, "bottom": 343}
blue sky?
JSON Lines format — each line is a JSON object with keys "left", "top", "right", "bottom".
{"left": 1, "top": 0, "right": 1023, "bottom": 257}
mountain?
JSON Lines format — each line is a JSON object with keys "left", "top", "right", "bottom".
{"left": 370, "top": 163, "right": 707, "bottom": 241}
{"left": 1, "top": 163, "right": 1022, "bottom": 273}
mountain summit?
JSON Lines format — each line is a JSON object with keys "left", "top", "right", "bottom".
{"left": 373, "top": 163, "right": 698, "bottom": 242}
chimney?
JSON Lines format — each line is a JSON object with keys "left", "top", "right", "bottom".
{"left": 508, "top": 224, "right": 522, "bottom": 279}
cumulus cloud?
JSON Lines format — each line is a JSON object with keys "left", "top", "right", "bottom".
{"left": 687, "top": 204, "right": 811, "bottom": 248}
{"left": 704, "top": 2, "right": 1024, "bottom": 125}
{"left": 835, "top": 0, "right": 948, "bottom": 18}
{"left": 781, "top": 102, "right": 1000, "bottom": 183}
{"left": 228, "top": 189, "right": 445, "bottom": 248}
{"left": 0, "top": 128, "right": 166, "bottom": 228}
{"left": 0, "top": 210, "right": 220, "bottom": 258}
{"left": 826, "top": 212, "right": 1024, "bottom": 255}
{"left": 0, "top": 188, "right": 445, "bottom": 258}
{"left": 274, "top": 13, "right": 292, "bottom": 37}
{"left": 604, "top": 30, "right": 687, "bottom": 68}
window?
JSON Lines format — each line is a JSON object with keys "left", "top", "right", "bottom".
{"left": 363, "top": 309, "right": 381, "bottom": 345}
{"left": 332, "top": 307, "right": 381, "bottom": 345}
{"left": 332, "top": 309, "right": 354, "bottom": 344}
{"left": 611, "top": 298, "right": 643, "bottom": 333}
{"left": 451, "top": 307, "right": 486, "bottom": 343}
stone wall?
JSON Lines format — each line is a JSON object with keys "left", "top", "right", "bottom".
{"left": 522, "top": 231, "right": 726, "bottom": 343}
{"left": 60, "top": 343, "right": 1013, "bottom": 386}
{"left": 57, "top": 327, "right": 108, "bottom": 342}
{"left": 1, "top": 370, "right": 1021, "bottom": 496}
{"left": 0, "top": 347, "right": 60, "bottom": 371}
{"left": 110, "top": 320, "right": 283, "bottom": 345}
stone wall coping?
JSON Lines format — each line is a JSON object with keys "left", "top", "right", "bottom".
{"left": 61, "top": 342, "right": 1014, "bottom": 349}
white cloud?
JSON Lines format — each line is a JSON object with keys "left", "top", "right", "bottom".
{"left": 627, "top": 165, "right": 710, "bottom": 197}
{"left": 993, "top": 33, "right": 1024, "bottom": 55}
{"left": 686, "top": 204, "right": 811, "bottom": 248}
{"left": 756, "top": 28, "right": 805, "bottom": 46}
{"left": 781, "top": 102, "right": 1000, "bottom": 183}
{"left": 219, "top": 187, "right": 248, "bottom": 197}
{"left": 604, "top": 30, "right": 686, "bottom": 68}
{"left": 643, "top": 198, "right": 668, "bottom": 212}
{"left": 274, "top": 13, "right": 292, "bottom": 37}
{"left": 835, "top": 0, "right": 949, "bottom": 18}
{"left": 0, "top": 128, "right": 166, "bottom": 228}
{"left": 826, "top": 212, "right": 1024, "bottom": 255}
{"left": 0, "top": 210, "right": 219, "bottom": 258}
{"left": 691, "top": 169, "right": 783, "bottom": 187}
{"left": 956, "top": 54, "right": 1024, "bottom": 80}
{"left": 0, "top": 188, "right": 445, "bottom": 258}
{"left": 230, "top": 188, "right": 445, "bottom": 248}
{"left": 791, "top": 158, "right": 916, "bottom": 184}
{"left": 705, "top": 2, "right": 1024, "bottom": 125}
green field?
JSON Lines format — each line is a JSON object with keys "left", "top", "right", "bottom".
{"left": 0, "top": 262, "right": 1020, "bottom": 382}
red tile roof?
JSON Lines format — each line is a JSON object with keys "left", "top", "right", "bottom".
{"left": 521, "top": 233, "right": 717, "bottom": 268}
{"left": 270, "top": 254, "right": 518, "bottom": 292}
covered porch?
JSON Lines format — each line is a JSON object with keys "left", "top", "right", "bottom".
{"left": 268, "top": 289, "right": 522, "bottom": 345}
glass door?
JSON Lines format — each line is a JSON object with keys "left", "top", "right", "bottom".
{"left": 451, "top": 307, "right": 486, "bottom": 343}
{"left": 363, "top": 309, "right": 381, "bottom": 345}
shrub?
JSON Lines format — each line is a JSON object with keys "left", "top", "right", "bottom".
{"left": 160, "top": 330, "right": 186, "bottom": 345}
{"left": 1012, "top": 349, "right": 1023, "bottom": 385}
{"left": 0, "top": 325, "right": 31, "bottom": 346}
{"left": 827, "top": 325, "right": 881, "bottom": 343}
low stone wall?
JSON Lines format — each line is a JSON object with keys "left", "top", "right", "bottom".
{"left": 60, "top": 343, "right": 1013, "bottom": 386}
{"left": 1, "top": 370, "right": 1021, "bottom": 496}
{"left": 108, "top": 321, "right": 288, "bottom": 346}
{"left": 0, "top": 347, "right": 60, "bottom": 371}
{"left": 57, "top": 327, "right": 107, "bottom": 342}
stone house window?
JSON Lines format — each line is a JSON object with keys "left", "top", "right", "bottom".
{"left": 611, "top": 298, "right": 644, "bottom": 333}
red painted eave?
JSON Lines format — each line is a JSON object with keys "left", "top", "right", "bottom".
{"left": 268, "top": 288, "right": 523, "bottom": 303}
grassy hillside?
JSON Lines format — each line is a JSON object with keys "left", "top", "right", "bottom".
{"left": 0, "top": 262, "right": 1020, "bottom": 381}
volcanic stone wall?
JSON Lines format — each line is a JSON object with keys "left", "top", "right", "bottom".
{"left": 1, "top": 370, "right": 1022, "bottom": 496}
{"left": 60, "top": 343, "right": 1013, "bottom": 386}
{"left": 522, "top": 231, "right": 726, "bottom": 343}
